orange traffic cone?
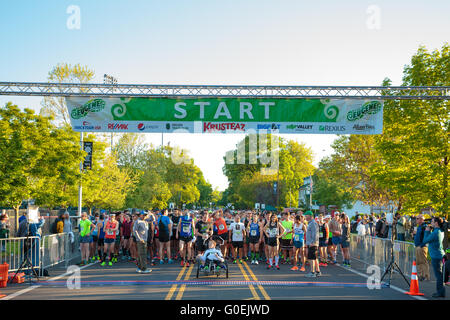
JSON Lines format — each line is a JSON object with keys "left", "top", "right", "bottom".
{"left": 405, "top": 261, "right": 424, "bottom": 296}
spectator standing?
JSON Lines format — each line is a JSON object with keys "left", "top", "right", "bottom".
{"left": 357, "top": 219, "right": 368, "bottom": 236}
{"left": 305, "top": 211, "right": 320, "bottom": 277}
{"left": 0, "top": 215, "right": 10, "bottom": 252}
{"left": 395, "top": 213, "right": 406, "bottom": 241}
{"left": 134, "top": 212, "right": 151, "bottom": 273}
{"left": 423, "top": 217, "right": 446, "bottom": 298}
{"left": 413, "top": 215, "right": 430, "bottom": 281}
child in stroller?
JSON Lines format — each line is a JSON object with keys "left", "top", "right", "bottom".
{"left": 197, "top": 240, "right": 226, "bottom": 270}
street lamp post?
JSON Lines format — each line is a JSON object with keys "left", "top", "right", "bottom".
{"left": 103, "top": 74, "right": 118, "bottom": 151}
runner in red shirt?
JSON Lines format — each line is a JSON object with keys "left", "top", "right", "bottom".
{"left": 214, "top": 211, "right": 229, "bottom": 258}
{"left": 102, "top": 213, "right": 119, "bottom": 266}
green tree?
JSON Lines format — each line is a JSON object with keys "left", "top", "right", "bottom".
{"left": 223, "top": 134, "right": 314, "bottom": 209}
{"left": 0, "top": 103, "right": 84, "bottom": 230}
{"left": 373, "top": 44, "right": 449, "bottom": 217}
{"left": 40, "top": 63, "right": 95, "bottom": 125}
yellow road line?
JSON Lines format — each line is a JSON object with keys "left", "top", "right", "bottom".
{"left": 165, "top": 264, "right": 187, "bottom": 300}
{"left": 238, "top": 262, "right": 260, "bottom": 300}
{"left": 243, "top": 261, "right": 271, "bottom": 300}
{"left": 175, "top": 264, "right": 194, "bottom": 300}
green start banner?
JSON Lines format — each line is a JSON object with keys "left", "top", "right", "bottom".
{"left": 66, "top": 97, "right": 383, "bottom": 134}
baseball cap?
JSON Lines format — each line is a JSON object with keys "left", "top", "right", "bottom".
{"left": 304, "top": 211, "right": 313, "bottom": 216}
{"left": 325, "top": 215, "right": 331, "bottom": 219}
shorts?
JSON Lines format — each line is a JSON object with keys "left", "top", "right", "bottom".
{"left": 307, "top": 246, "right": 318, "bottom": 260}
{"left": 97, "top": 238, "right": 105, "bottom": 246}
{"left": 293, "top": 241, "right": 304, "bottom": 249}
{"left": 249, "top": 236, "right": 260, "bottom": 244}
{"left": 332, "top": 236, "right": 341, "bottom": 246}
{"left": 281, "top": 238, "right": 292, "bottom": 249}
{"left": 123, "top": 236, "right": 130, "bottom": 240}
{"left": 180, "top": 236, "right": 193, "bottom": 243}
{"left": 267, "top": 238, "right": 278, "bottom": 247}
{"left": 159, "top": 233, "right": 170, "bottom": 243}
{"left": 132, "top": 236, "right": 137, "bottom": 243}
{"left": 105, "top": 238, "right": 115, "bottom": 244}
{"left": 341, "top": 239, "right": 350, "bottom": 248}
{"left": 92, "top": 235, "right": 98, "bottom": 242}
{"left": 328, "top": 238, "right": 333, "bottom": 246}
{"left": 115, "top": 237, "right": 121, "bottom": 244}
{"left": 232, "top": 241, "right": 243, "bottom": 248}
{"left": 80, "top": 235, "right": 91, "bottom": 244}
{"left": 319, "top": 239, "right": 328, "bottom": 248}
{"left": 171, "top": 231, "right": 178, "bottom": 241}
{"left": 217, "top": 233, "right": 228, "bottom": 242}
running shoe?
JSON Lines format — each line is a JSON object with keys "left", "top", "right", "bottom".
{"left": 136, "top": 268, "right": 142, "bottom": 273}
{"left": 250, "top": 260, "right": 255, "bottom": 265}
{"left": 316, "top": 271, "right": 322, "bottom": 277}
{"left": 159, "top": 259, "right": 164, "bottom": 265}
{"left": 275, "top": 265, "right": 280, "bottom": 270}
{"left": 300, "top": 266, "right": 306, "bottom": 272}
{"left": 290, "top": 266, "right": 299, "bottom": 271}
{"left": 168, "top": 259, "right": 174, "bottom": 264}
{"left": 108, "top": 261, "right": 112, "bottom": 266}
{"left": 204, "top": 266, "right": 209, "bottom": 271}
{"left": 216, "top": 266, "right": 221, "bottom": 271}
{"left": 180, "top": 260, "right": 184, "bottom": 267}
{"left": 142, "top": 269, "right": 152, "bottom": 274}
{"left": 305, "top": 272, "right": 317, "bottom": 278}
{"left": 239, "top": 259, "right": 243, "bottom": 264}
{"left": 79, "top": 261, "right": 85, "bottom": 266}
{"left": 267, "top": 265, "right": 272, "bottom": 270}
{"left": 185, "top": 261, "right": 190, "bottom": 267}
{"left": 100, "top": 261, "right": 106, "bottom": 266}
{"left": 254, "top": 260, "right": 259, "bottom": 265}
{"left": 322, "top": 263, "right": 328, "bottom": 267}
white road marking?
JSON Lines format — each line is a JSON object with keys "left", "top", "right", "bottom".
{"left": 335, "top": 264, "right": 427, "bottom": 300}
{"left": 0, "top": 261, "right": 97, "bottom": 300}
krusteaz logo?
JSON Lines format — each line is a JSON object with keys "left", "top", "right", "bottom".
{"left": 71, "top": 99, "right": 105, "bottom": 119}
{"left": 347, "top": 101, "right": 382, "bottom": 121}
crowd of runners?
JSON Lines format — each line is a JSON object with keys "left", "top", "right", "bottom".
{"left": 77, "top": 209, "right": 355, "bottom": 277}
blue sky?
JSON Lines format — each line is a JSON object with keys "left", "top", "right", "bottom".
{"left": 1, "top": 0, "right": 449, "bottom": 190}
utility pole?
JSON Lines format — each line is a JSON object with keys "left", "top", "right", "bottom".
{"left": 77, "top": 132, "right": 83, "bottom": 217}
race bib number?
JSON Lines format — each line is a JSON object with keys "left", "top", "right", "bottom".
{"left": 219, "top": 224, "right": 225, "bottom": 231}
{"left": 183, "top": 225, "right": 190, "bottom": 234}
{"left": 294, "top": 234, "right": 300, "bottom": 242}
{"left": 251, "top": 230, "right": 257, "bottom": 236}
{"left": 319, "top": 232, "right": 324, "bottom": 238}
{"left": 107, "top": 230, "right": 114, "bottom": 236}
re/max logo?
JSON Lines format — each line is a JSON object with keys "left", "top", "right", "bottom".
{"left": 108, "top": 123, "right": 128, "bottom": 130}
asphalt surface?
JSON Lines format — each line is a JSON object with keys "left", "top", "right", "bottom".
{"left": 2, "top": 255, "right": 441, "bottom": 300}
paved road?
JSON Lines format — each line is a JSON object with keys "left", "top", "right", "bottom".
{"left": 0, "top": 257, "right": 432, "bottom": 300}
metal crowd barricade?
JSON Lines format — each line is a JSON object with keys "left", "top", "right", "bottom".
{"left": 41, "top": 231, "right": 81, "bottom": 269}
{"left": 348, "top": 234, "right": 416, "bottom": 277}
{"left": 0, "top": 236, "right": 40, "bottom": 272}
{"left": 0, "top": 232, "right": 81, "bottom": 273}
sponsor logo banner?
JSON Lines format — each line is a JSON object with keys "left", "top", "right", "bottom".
{"left": 66, "top": 97, "right": 383, "bottom": 134}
